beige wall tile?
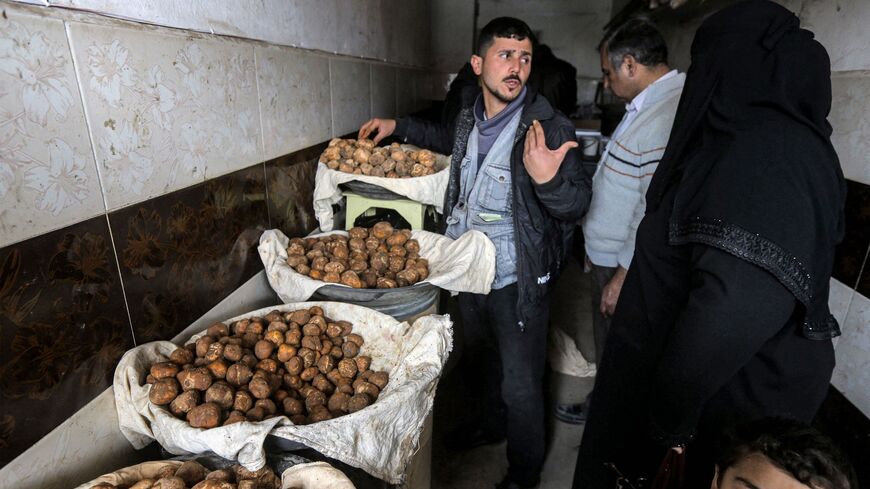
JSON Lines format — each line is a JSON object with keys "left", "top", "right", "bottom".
{"left": 299, "top": 0, "right": 338, "bottom": 54}
{"left": 371, "top": 64, "right": 397, "bottom": 119}
{"left": 830, "top": 277, "right": 855, "bottom": 330}
{"left": 51, "top": 0, "right": 272, "bottom": 39}
{"left": 830, "top": 73, "right": 870, "bottom": 186}
{"left": 367, "top": 0, "right": 391, "bottom": 62}
{"left": 27, "top": 0, "right": 433, "bottom": 67}
{"left": 0, "top": 8, "right": 105, "bottom": 247}
{"left": 335, "top": 0, "right": 370, "bottom": 59}
{"left": 832, "top": 291, "right": 870, "bottom": 417}
{"left": 257, "top": 46, "right": 331, "bottom": 161}
{"left": 67, "top": 21, "right": 262, "bottom": 210}
{"left": 797, "top": 0, "right": 870, "bottom": 72}
{"left": 386, "top": 0, "right": 421, "bottom": 67}
{"left": 431, "top": 0, "right": 474, "bottom": 73}
{"left": 330, "top": 58, "right": 371, "bottom": 137}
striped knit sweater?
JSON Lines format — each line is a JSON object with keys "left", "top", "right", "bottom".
{"left": 583, "top": 72, "right": 685, "bottom": 268}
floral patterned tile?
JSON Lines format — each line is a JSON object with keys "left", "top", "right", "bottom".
{"left": 256, "top": 45, "right": 331, "bottom": 161}
{"left": 66, "top": 21, "right": 262, "bottom": 211}
{"left": 0, "top": 215, "right": 134, "bottom": 467}
{"left": 0, "top": 8, "right": 106, "bottom": 248}
{"left": 832, "top": 179, "right": 870, "bottom": 290}
{"left": 265, "top": 142, "right": 326, "bottom": 238}
{"left": 330, "top": 58, "right": 371, "bottom": 138}
{"left": 109, "top": 164, "right": 269, "bottom": 344}
{"left": 371, "top": 64, "right": 397, "bottom": 119}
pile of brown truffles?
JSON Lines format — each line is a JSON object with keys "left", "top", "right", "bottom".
{"left": 285, "top": 222, "right": 430, "bottom": 289}
{"left": 146, "top": 307, "right": 389, "bottom": 427}
{"left": 320, "top": 138, "right": 438, "bottom": 177}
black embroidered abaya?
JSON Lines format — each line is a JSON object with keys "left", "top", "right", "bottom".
{"left": 573, "top": 1, "right": 846, "bottom": 487}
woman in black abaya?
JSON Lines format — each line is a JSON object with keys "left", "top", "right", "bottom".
{"left": 573, "top": 1, "right": 846, "bottom": 487}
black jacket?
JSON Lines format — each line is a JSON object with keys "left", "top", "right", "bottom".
{"left": 395, "top": 89, "right": 591, "bottom": 327}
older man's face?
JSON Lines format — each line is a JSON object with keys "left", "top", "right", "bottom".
{"left": 600, "top": 47, "right": 633, "bottom": 101}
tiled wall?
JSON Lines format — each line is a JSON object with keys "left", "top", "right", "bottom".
{"left": 30, "top": 0, "right": 432, "bottom": 67}
{"left": 0, "top": 0, "right": 434, "bottom": 472}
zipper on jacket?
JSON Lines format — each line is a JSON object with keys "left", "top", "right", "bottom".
{"left": 512, "top": 119, "right": 530, "bottom": 332}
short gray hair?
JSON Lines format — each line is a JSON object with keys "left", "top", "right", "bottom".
{"left": 599, "top": 18, "right": 668, "bottom": 69}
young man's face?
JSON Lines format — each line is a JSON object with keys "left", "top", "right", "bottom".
{"left": 471, "top": 36, "right": 533, "bottom": 105}
{"left": 600, "top": 47, "right": 634, "bottom": 101}
{"left": 712, "top": 453, "right": 812, "bottom": 489}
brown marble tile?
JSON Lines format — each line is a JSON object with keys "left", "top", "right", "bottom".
{"left": 833, "top": 179, "right": 870, "bottom": 291}
{"left": 265, "top": 142, "right": 327, "bottom": 237}
{"left": 109, "top": 164, "right": 269, "bottom": 344}
{"left": 0, "top": 216, "right": 134, "bottom": 467}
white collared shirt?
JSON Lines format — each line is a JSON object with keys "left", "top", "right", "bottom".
{"left": 610, "top": 69, "right": 678, "bottom": 141}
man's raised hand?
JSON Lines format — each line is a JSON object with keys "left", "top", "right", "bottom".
{"left": 522, "top": 120, "right": 578, "bottom": 184}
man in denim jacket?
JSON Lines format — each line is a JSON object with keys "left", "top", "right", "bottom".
{"left": 359, "top": 17, "right": 591, "bottom": 488}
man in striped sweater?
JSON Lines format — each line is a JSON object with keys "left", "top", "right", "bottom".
{"left": 556, "top": 18, "right": 685, "bottom": 424}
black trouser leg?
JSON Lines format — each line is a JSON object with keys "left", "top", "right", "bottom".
{"left": 457, "top": 291, "right": 507, "bottom": 438}
{"left": 459, "top": 284, "right": 548, "bottom": 487}
{"left": 585, "top": 264, "right": 617, "bottom": 406}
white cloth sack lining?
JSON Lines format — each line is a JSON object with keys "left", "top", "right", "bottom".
{"left": 258, "top": 228, "right": 496, "bottom": 302}
{"left": 74, "top": 459, "right": 356, "bottom": 489}
{"left": 548, "top": 327, "right": 596, "bottom": 378}
{"left": 74, "top": 461, "right": 183, "bottom": 489}
{"left": 312, "top": 145, "right": 450, "bottom": 231}
{"left": 281, "top": 461, "right": 356, "bottom": 489}
{"left": 114, "top": 302, "right": 453, "bottom": 484}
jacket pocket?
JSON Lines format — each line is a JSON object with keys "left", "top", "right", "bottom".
{"left": 474, "top": 224, "right": 516, "bottom": 286}
{"left": 479, "top": 165, "right": 512, "bottom": 212}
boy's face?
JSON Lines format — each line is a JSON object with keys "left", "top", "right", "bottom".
{"left": 471, "top": 36, "right": 533, "bottom": 105}
{"left": 712, "top": 453, "right": 811, "bottom": 489}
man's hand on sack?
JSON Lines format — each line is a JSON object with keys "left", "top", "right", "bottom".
{"left": 523, "top": 119, "right": 578, "bottom": 184}
{"left": 358, "top": 118, "right": 397, "bottom": 144}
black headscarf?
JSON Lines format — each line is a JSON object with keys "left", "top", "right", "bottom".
{"left": 646, "top": 0, "right": 846, "bottom": 338}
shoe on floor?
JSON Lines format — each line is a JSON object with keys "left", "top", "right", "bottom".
{"left": 554, "top": 402, "right": 587, "bottom": 425}
{"left": 495, "top": 474, "right": 538, "bottom": 489}
{"left": 443, "top": 426, "right": 505, "bottom": 451}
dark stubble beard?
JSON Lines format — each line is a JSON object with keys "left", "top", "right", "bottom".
{"left": 482, "top": 75, "right": 524, "bottom": 105}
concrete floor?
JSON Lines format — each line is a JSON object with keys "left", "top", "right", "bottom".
{"left": 431, "top": 258, "right": 597, "bottom": 489}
